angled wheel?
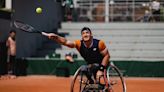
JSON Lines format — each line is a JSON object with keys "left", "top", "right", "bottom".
{"left": 71, "top": 65, "right": 105, "bottom": 92}
{"left": 107, "top": 65, "right": 126, "bottom": 92}
{"left": 70, "top": 66, "right": 89, "bottom": 92}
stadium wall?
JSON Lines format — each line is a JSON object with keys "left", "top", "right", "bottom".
{"left": 12, "top": 0, "right": 62, "bottom": 58}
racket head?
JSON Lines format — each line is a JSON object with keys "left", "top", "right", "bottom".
{"left": 13, "top": 20, "right": 41, "bottom": 33}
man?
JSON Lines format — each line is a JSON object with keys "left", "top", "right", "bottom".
{"left": 6, "top": 30, "right": 16, "bottom": 78}
{"left": 47, "top": 27, "right": 110, "bottom": 83}
{"left": 151, "top": 0, "right": 161, "bottom": 21}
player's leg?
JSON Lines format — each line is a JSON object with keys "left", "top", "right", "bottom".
{"left": 80, "top": 65, "right": 94, "bottom": 84}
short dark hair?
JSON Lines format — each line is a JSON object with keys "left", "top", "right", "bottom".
{"left": 10, "top": 29, "right": 16, "bottom": 33}
{"left": 81, "top": 27, "right": 91, "bottom": 34}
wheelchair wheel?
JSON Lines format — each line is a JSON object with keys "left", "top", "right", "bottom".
{"left": 71, "top": 65, "right": 105, "bottom": 92}
{"left": 70, "top": 66, "right": 89, "bottom": 92}
{"left": 107, "top": 65, "right": 126, "bottom": 92}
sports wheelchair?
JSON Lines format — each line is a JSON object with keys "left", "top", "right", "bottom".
{"left": 70, "top": 63, "right": 126, "bottom": 92}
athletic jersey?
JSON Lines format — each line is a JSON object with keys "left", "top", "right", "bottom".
{"left": 75, "top": 39, "right": 106, "bottom": 64}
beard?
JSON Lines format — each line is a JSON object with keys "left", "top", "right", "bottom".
{"left": 83, "top": 36, "right": 93, "bottom": 42}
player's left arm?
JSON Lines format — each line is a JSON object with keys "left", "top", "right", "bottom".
{"left": 99, "top": 40, "right": 110, "bottom": 67}
{"left": 97, "top": 40, "right": 110, "bottom": 78}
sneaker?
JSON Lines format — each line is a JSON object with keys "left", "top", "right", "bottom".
{"left": 86, "top": 84, "right": 99, "bottom": 89}
{"left": 89, "top": 79, "right": 94, "bottom": 84}
{"left": 98, "top": 83, "right": 105, "bottom": 90}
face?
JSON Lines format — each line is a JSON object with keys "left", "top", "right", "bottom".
{"left": 81, "top": 30, "right": 92, "bottom": 42}
{"left": 10, "top": 32, "right": 16, "bottom": 38}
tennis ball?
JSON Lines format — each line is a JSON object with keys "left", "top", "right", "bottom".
{"left": 36, "top": 7, "right": 42, "bottom": 14}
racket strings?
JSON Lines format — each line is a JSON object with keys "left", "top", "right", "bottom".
{"left": 14, "top": 21, "right": 37, "bottom": 33}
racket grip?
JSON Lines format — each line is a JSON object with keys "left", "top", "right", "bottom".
{"left": 41, "top": 32, "right": 49, "bottom": 36}
{"left": 41, "top": 32, "right": 58, "bottom": 40}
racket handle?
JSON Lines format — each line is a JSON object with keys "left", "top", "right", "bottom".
{"left": 41, "top": 32, "right": 49, "bottom": 36}
{"left": 41, "top": 32, "right": 58, "bottom": 40}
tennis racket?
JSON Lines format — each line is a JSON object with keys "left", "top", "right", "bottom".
{"left": 13, "top": 20, "right": 49, "bottom": 36}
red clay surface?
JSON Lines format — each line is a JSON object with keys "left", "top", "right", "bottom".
{"left": 0, "top": 75, "right": 164, "bottom": 92}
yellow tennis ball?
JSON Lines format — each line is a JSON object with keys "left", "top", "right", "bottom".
{"left": 36, "top": 7, "right": 42, "bottom": 14}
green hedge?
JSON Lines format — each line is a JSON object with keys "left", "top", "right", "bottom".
{"left": 27, "top": 58, "right": 164, "bottom": 77}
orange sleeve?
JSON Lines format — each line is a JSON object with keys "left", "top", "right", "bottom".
{"left": 98, "top": 40, "right": 106, "bottom": 51}
{"left": 74, "top": 40, "right": 81, "bottom": 51}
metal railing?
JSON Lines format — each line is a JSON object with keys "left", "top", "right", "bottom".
{"left": 63, "top": 0, "right": 164, "bottom": 22}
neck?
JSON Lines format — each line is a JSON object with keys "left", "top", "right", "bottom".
{"left": 83, "top": 39, "right": 93, "bottom": 48}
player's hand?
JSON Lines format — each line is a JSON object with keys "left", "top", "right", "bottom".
{"left": 96, "top": 70, "right": 105, "bottom": 84}
{"left": 97, "top": 70, "right": 103, "bottom": 76}
{"left": 41, "top": 32, "right": 58, "bottom": 40}
{"left": 46, "top": 33, "right": 58, "bottom": 40}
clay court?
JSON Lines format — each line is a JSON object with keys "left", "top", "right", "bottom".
{"left": 0, "top": 75, "right": 164, "bottom": 92}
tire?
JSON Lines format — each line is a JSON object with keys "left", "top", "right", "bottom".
{"left": 70, "top": 66, "right": 89, "bottom": 92}
{"left": 107, "top": 65, "right": 126, "bottom": 92}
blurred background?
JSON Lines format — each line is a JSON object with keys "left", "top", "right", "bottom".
{"left": 0, "top": 0, "right": 164, "bottom": 77}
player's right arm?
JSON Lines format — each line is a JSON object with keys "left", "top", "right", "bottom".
{"left": 46, "top": 33, "right": 76, "bottom": 48}
{"left": 6, "top": 37, "right": 10, "bottom": 62}
{"left": 6, "top": 37, "right": 10, "bottom": 47}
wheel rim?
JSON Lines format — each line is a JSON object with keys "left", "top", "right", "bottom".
{"left": 107, "top": 65, "right": 126, "bottom": 92}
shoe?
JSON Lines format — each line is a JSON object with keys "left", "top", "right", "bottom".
{"left": 89, "top": 79, "right": 94, "bottom": 84}
{"left": 86, "top": 84, "right": 99, "bottom": 89}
